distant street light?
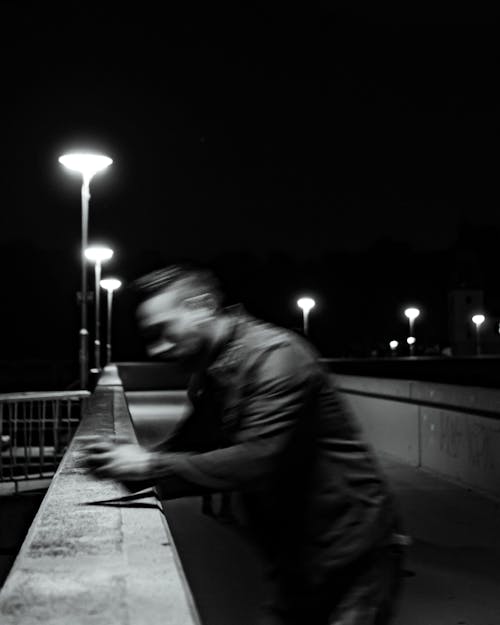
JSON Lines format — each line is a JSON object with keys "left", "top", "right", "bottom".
{"left": 85, "top": 246, "right": 114, "bottom": 371}
{"left": 100, "top": 278, "right": 122, "bottom": 365}
{"left": 471, "top": 314, "right": 485, "bottom": 355}
{"left": 404, "top": 307, "right": 420, "bottom": 356}
{"left": 59, "top": 152, "right": 112, "bottom": 388}
{"left": 389, "top": 340, "right": 399, "bottom": 355}
{"left": 297, "top": 297, "right": 316, "bottom": 337}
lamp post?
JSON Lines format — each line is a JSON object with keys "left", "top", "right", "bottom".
{"left": 471, "top": 314, "right": 485, "bottom": 355}
{"left": 297, "top": 297, "right": 315, "bottom": 337}
{"left": 100, "top": 278, "right": 122, "bottom": 365}
{"left": 389, "top": 340, "right": 399, "bottom": 356}
{"left": 59, "top": 153, "right": 112, "bottom": 388}
{"left": 406, "top": 336, "right": 416, "bottom": 353}
{"left": 84, "top": 246, "right": 114, "bottom": 372}
{"left": 404, "top": 307, "right": 420, "bottom": 356}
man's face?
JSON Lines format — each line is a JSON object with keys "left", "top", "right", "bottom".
{"left": 137, "top": 286, "right": 213, "bottom": 362}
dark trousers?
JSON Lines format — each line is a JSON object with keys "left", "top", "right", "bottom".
{"left": 258, "top": 543, "right": 404, "bottom": 625}
{"left": 201, "top": 492, "right": 233, "bottom": 519}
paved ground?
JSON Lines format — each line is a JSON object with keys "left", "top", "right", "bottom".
{"left": 163, "top": 454, "right": 500, "bottom": 625}
{"left": 380, "top": 456, "right": 500, "bottom": 625}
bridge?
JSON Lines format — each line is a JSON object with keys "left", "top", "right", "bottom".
{"left": 0, "top": 360, "right": 499, "bottom": 624}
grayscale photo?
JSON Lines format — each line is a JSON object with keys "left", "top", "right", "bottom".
{"left": 0, "top": 4, "right": 498, "bottom": 625}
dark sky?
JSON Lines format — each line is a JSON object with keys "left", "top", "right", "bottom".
{"left": 0, "top": 4, "right": 499, "bottom": 370}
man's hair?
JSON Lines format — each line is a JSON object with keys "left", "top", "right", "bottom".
{"left": 134, "top": 263, "right": 224, "bottom": 308}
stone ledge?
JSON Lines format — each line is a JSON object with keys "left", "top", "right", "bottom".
{"left": 0, "top": 386, "right": 200, "bottom": 625}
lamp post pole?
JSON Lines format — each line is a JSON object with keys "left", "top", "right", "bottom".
{"left": 94, "top": 259, "right": 102, "bottom": 370}
{"left": 100, "top": 279, "right": 122, "bottom": 365}
{"left": 303, "top": 308, "right": 310, "bottom": 336}
{"left": 297, "top": 297, "right": 316, "bottom": 337}
{"left": 59, "top": 153, "right": 112, "bottom": 388}
{"left": 106, "top": 287, "right": 113, "bottom": 364}
{"left": 471, "top": 314, "right": 485, "bottom": 356}
{"left": 85, "top": 246, "right": 113, "bottom": 372}
{"left": 80, "top": 174, "right": 90, "bottom": 387}
{"left": 404, "top": 307, "right": 420, "bottom": 356}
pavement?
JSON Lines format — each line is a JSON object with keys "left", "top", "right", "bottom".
{"left": 382, "top": 455, "right": 500, "bottom": 625}
{"left": 162, "top": 454, "right": 500, "bottom": 625}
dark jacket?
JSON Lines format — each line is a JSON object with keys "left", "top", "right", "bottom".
{"left": 154, "top": 307, "right": 396, "bottom": 585}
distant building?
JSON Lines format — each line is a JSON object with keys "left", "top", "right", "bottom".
{"left": 448, "top": 288, "right": 500, "bottom": 355}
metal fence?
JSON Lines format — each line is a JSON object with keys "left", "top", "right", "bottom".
{"left": 0, "top": 391, "right": 90, "bottom": 490}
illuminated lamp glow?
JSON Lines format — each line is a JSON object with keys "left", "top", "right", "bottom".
{"left": 404, "top": 307, "right": 420, "bottom": 321}
{"left": 472, "top": 314, "right": 485, "bottom": 327}
{"left": 84, "top": 246, "right": 113, "bottom": 262}
{"left": 100, "top": 278, "right": 122, "bottom": 292}
{"left": 297, "top": 297, "right": 316, "bottom": 312}
{"left": 59, "top": 153, "right": 112, "bottom": 176}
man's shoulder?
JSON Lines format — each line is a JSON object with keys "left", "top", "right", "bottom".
{"left": 233, "top": 310, "right": 319, "bottom": 368}
{"left": 208, "top": 306, "right": 322, "bottom": 382}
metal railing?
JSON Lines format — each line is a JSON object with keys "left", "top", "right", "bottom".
{"left": 0, "top": 390, "right": 90, "bottom": 491}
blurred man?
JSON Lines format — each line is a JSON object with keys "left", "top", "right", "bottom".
{"left": 84, "top": 264, "right": 404, "bottom": 625}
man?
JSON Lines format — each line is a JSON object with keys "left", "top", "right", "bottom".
{"left": 84, "top": 264, "right": 404, "bottom": 625}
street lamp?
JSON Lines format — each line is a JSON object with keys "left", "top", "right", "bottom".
{"left": 389, "top": 340, "right": 399, "bottom": 355}
{"left": 404, "top": 307, "right": 420, "bottom": 355}
{"left": 471, "top": 314, "right": 485, "bottom": 355}
{"left": 59, "top": 152, "right": 112, "bottom": 388}
{"left": 297, "top": 297, "right": 315, "bottom": 337}
{"left": 84, "top": 246, "right": 114, "bottom": 372}
{"left": 100, "top": 278, "right": 122, "bottom": 365}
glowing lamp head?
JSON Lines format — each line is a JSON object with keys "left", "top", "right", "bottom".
{"left": 59, "top": 153, "right": 112, "bottom": 177}
{"left": 85, "top": 246, "right": 113, "bottom": 263}
{"left": 472, "top": 314, "right": 485, "bottom": 327}
{"left": 389, "top": 340, "right": 399, "bottom": 350}
{"left": 404, "top": 307, "right": 420, "bottom": 321}
{"left": 100, "top": 278, "right": 122, "bottom": 292}
{"left": 297, "top": 297, "right": 316, "bottom": 313}
{"left": 407, "top": 336, "right": 416, "bottom": 345}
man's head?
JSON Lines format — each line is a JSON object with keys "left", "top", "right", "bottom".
{"left": 134, "top": 264, "right": 224, "bottom": 362}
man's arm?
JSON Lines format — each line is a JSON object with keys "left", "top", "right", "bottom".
{"left": 151, "top": 341, "right": 318, "bottom": 497}
{"left": 84, "top": 341, "right": 318, "bottom": 498}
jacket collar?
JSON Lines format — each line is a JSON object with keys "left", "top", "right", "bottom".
{"left": 206, "top": 304, "right": 247, "bottom": 379}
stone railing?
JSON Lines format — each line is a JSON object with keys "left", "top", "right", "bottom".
{"left": 0, "top": 371, "right": 200, "bottom": 625}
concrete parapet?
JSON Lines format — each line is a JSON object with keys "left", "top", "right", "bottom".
{"left": 96, "top": 364, "right": 122, "bottom": 387}
{"left": 335, "top": 374, "right": 500, "bottom": 499}
{"left": 0, "top": 385, "right": 200, "bottom": 625}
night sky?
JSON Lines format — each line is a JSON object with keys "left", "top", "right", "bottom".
{"left": 1, "top": 4, "right": 499, "bottom": 382}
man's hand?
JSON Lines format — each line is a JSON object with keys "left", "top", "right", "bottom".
{"left": 81, "top": 435, "right": 155, "bottom": 481}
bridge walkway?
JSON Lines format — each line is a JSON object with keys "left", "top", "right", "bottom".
{"left": 162, "top": 453, "right": 500, "bottom": 625}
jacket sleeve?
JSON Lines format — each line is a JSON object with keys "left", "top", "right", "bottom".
{"left": 154, "top": 341, "right": 319, "bottom": 499}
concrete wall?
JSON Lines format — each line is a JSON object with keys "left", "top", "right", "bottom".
{"left": 335, "top": 374, "right": 500, "bottom": 499}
